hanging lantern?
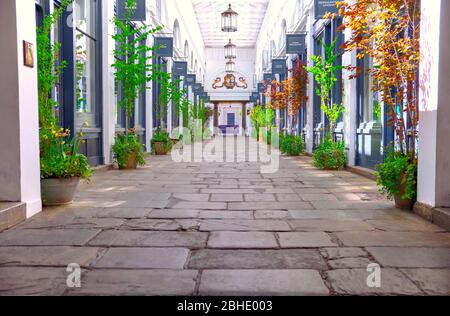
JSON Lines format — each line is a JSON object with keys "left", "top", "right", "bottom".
{"left": 225, "top": 59, "right": 235, "bottom": 73}
{"left": 221, "top": 4, "right": 238, "bottom": 32}
{"left": 224, "top": 39, "right": 237, "bottom": 59}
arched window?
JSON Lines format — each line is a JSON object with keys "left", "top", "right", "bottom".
{"left": 156, "top": 0, "right": 162, "bottom": 21}
{"left": 194, "top": 60, "right": 198, "bottom": 74}
{"left": 190, "top": 51, "right": 194, "bottom": 70}
{"left": 280, "top": 20, "right": 287, "bottom": 53}
{"left": 184, "top": 41, "right": 189, "bottom": 59}
{"left": 270, "top": 40, "right": 276, "bottom": 58}
{"left": 173, "top": 20, "right": 181, "bottom": 50}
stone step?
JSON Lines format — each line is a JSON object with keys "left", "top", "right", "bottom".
{"left": 434, "top": 208, "right": 450, "bottom": 231}
{"left": 0, "top": 202, "right": 26, "bottom": 232}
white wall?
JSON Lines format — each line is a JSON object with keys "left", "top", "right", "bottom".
{"left": 417, "top": 0, "right": 450, "bottom": 208}
{"left": 0, "top": 0, "right": 41, "bottom": 217}
{"left": 206, "top": 48, "right": 254, "bottom": 101}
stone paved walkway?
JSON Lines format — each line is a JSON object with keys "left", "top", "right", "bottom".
{"left": 0, "top": 137, "right": 449, "bottom": 296}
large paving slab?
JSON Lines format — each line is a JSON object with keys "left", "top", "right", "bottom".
{"left": 89, "top": 230, "right": 208, "bottom": 248}
{"left": 208, "top": 232, "right": 278, "bottom": 249}
{"left": 336, "top": 232, "right": 450, "bottom": 247}
{"left": 16, "top": 217, "right": 125, "bottom": 230}
{"left": 0, "top": 267, "right": 69, "bottom": 296}
{"left": 327, "top": 269, "right": 422, "bottom": 295}
{"left": 199, "top": 219, "right": 291, "bottom": 231}
{"left": 188, "top": 249, "right": 327, "bottom": 270}
{"left": 199, "top": 270, "right": 329, "bottom": 296}
{"left": 288, "top": 219, "right": 374, "bottom": 232}
{"left": 278, "top": 232, "right": 338, "bottom": 248}
{"left": 366, "top": 247, "right": 450, "bottom": 268}
{"left": 68, "top": 270, "right": 198, "bottom": 296}
{"left": 0, "top": 229, "right": 100, "bottom": 246}
{"left": 400, "top": 269, "right": 450, "bottom": 295}
{"left": 0, "top": 246, "right": 103, "bottom": 268}
{"left": 228, "top": 202, "right": 312, "bottom": 210}
{"left": 120, "top": 219, "right": 200, "bottom": 231}
{"left": 95, "top": 248, "right": 189, "bottom": 269}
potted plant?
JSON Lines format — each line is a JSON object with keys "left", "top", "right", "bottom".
{"left": 306, "top": 39, "right": 346, "bottom": 170}
{"left": 37, "top": 0, "right": 91, "bottom": 206}
{"left": 338, "top": 1, "right": 420, "bottom": 209}
{"left": 112, "top": 131, "right": 146, "bottom": 169}
{"left": 40, "top": 127, "right": 92, "bottom": 206}
{"left": 376, "top": 150, "right": 417, "bottom": 209}
{"left": 112, "top": 0, "right": 162, "bottom": 169}
{"left": 280, "top": 135, "right": 305, "bottom": 156}
{"left": 151, "top": 130, "right": 173, "bottom": 155}
{"left": 312, "top": 137, "right": 346, "bottom": 170}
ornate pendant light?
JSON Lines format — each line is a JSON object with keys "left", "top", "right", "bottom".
{"left": 225, "top": 59, "right": 235, "bottom": 73}
{"left": 221, "top": 4, "right": 238, "bottom": 32}
{"left": 224, "top": 39, "right": 237, "bottom": 59}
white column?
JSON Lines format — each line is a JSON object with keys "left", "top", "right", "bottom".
{"left": 417, "top": 0, "right": 450, "bottom": 208}
{"left": 305, "top": 7, "right": 315, "bottom": 153}
{"left": 146, "top": 36, "right": 155, "bottom": 148}
{"left": 101, "top": 0, "right": 116, "bottom": 164}
{"left": 0, "top": 0, "right": 41, "bottom": 217}
{"left": 342, "top": 29, "right": 358, "bottom": 166}
{"left": 166, "top": 59, "right": 173, "bottom": 133}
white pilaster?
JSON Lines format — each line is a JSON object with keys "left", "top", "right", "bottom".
{"left": 101, "top": 0, "right": 116, "bottom": 164}
{"left": 417, "top": 0, "right": 450, "bottom": 208}
{"left": 0, "top": 0, "right": 42, "bottom": 217}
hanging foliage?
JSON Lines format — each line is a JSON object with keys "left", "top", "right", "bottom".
{"left": 337, "top": 0, "right": 421, "bottom": 160}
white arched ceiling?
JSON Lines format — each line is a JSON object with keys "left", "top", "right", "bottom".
{"left": 191, "top": 0, "right": 270, "bottom": 47}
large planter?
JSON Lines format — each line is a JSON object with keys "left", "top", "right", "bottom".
{"left": 394, "top": 175, "right": 414, "bottom": 210}
{"left": 154, "top": 142, "right": 170, "bottom": 155}
{"left": 119, "top": 152, "right": 138, "bottom": 170}
{"left": 41, "top": 177, "right": 80, "bottom": 206}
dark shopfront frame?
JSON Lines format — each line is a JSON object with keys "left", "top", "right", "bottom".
{"left": 114, "top": 25, "right": 148, "bottom": 148}
{"left": 35, "top": 0, "right": 104, "bottom": 166}
{"left": 312, "top": 17, "right": 344, "bottom": 149}
{"left": 65, "top": 0, "right": 104, "bottom": 165}
{"left": 355, "top": 56, "right": 393, "bottom": 170}
{"left": 152, "top": 56, "right": 168, "bottom": 130}
{"left": 290, "top": 53, "right": 308, "bottom": 139}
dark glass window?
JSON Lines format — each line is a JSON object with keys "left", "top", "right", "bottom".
{"left": 74, "top": 0, "right": 98, "bottom": 128}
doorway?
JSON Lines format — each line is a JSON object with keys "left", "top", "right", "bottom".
{"left": 227, "top": 113, "right": 236, "bottom": 127}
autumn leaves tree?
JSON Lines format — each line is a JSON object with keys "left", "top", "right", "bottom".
{"left": 337, "top": 0, "right": 421, "bottom": 161}
{"left": 263, "top": 61, "right": 308, "bottom": 134}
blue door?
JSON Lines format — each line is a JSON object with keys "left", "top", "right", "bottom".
{"left": 227, "top": 113, "right": 235, "bottom": 127}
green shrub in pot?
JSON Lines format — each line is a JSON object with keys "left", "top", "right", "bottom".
{"left": 313, "top": 137, "right": 346, "bottom": 170}
{"left": 151, "top": 130, "right": 173, "bottom": 155}
{"left": 280, "top": 135, "right": 304, "bottom": 156}
{"left": 112, "top": 132, "right": 146, "bottom": 169}
{"left": 376, "top": 150, "right": 417, "bottom": 209}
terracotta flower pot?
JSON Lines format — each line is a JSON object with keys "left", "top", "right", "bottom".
{"left": 394, "top": 175, "right": 413, "bottom": 210}
{"left": 154, "top": 142, "right": 169, "bottom": 155}
{"left": 119, "top": 152, "right": 138, "bottom": 170}
{"left": 41, "top": 177, "right": 80, "bottom": 206}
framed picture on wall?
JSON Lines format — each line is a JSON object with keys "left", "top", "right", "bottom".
{"left": 23, "top": 41, "right": 34, "bottom": 68}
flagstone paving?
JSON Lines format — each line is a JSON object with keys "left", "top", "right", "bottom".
{"left": 0, "top": 136, "right": 449, "bottom": 296}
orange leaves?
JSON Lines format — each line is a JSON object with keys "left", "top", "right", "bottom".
{"left": 264, "top": 61, "right": 309, "bottom": 117}
{"left": 338, "top": 0, "right": 421, "bottom": 157}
